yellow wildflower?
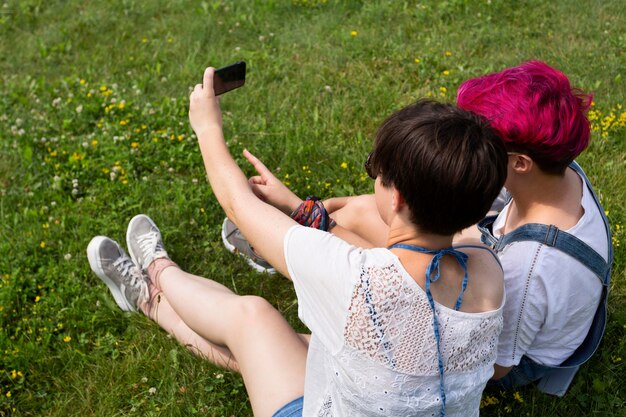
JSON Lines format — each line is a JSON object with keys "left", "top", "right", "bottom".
{"left": 131, "top": 142, "right": 140, "bottom": 148}
{"left": 445, "top": 51, "right": 452, "bottom": 56}
{"left": 442, "top": 70, "right": 450, "bottom": 75}
{"left": 414, "top": 58, "right": 420, "bottom": 63}
{"left": 340, "top": 162, "right": 348, "bottom": 169}
{"left": 351, "top": 31, "right": 358, "bottom": 36}
{"left": 70, "top": 152, "right": 84, "bottom": 162}
{"left": 79, "top": 79, "right": 86, "bottom": 85}
{"left": 63, "top": 336, "right": 71, "bottom": 343}
{"left": 513, "top": 391, "right": 524, "bottom": 403}
{"left": 40, "top": 241, "right": 46, "bottom": 249}
{"left": 35, "top": 296, "right": 41, "bottom": 303}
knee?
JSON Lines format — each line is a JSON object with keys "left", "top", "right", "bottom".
{"left": 234, "top": 295, "right": 279, "bottom": 328}
{"left": 334, "top": 194, "right": 376, "bottom": 226}
{"left": 350, "top": 195, "right": 376, "bottom": 215}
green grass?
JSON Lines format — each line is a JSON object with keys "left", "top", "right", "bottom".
{"left": 0, "top": 0, "right": 624, "bottom": 415}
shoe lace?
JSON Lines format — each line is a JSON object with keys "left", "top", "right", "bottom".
{"left": 137, "top": 230, "right": 166, "bottom": 259}
{"left": 113, "top": 256, "right": 143, "bottom": 288}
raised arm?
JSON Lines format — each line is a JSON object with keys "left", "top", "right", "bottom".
{"left": 188, "top": 67, "right": 295, "bottom": 277}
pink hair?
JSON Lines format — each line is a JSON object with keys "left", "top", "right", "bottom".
{"left": 456, "top": 60, "right": 592, "bottom": 172}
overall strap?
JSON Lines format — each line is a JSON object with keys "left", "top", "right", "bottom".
{"left": 388, "top": 243, "right": 470, "bottom": 417}
{"left": 494, "top": 224, "right": 609, "bottom": 285}
{"left": 568, "top": 161, "right": 614, "bottom": 273}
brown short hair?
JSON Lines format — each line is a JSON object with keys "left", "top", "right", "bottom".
{"left": 370, "top": 99, "right": 507, "bottom": 235}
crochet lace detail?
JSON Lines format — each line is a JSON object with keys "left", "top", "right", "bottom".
{"left": 344, "top": 264, "right": 502, "bottom": 375}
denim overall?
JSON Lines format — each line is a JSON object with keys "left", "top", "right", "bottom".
{"left": 478, "top": 161, "right": 613, "bottom": 396}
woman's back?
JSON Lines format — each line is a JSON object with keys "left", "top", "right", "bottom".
{"left": 285, "top": 227, "right": 503, "bottom": 416}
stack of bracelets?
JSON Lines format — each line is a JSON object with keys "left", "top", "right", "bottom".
{"left": 290, "top": 196, "right": 336, "bottom": 231}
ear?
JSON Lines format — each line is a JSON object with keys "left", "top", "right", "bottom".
{"left": 391, "top": 187, "right": 406, "bottom": 212}
{"left": 510, "top": 154, "right": 534, "bottom": 174}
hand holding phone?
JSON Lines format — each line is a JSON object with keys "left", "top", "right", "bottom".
{"left": 213, "top": 61, "right": 246, "bottom": 95}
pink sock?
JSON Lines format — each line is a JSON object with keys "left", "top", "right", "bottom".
{"left": 147, "top": 258, "right": 178, "bottom": 290}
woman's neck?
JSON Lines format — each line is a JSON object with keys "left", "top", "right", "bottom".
{"left": 505, "top": 167, "right": 584, "bottom": 231}
{"left": 386, "top": 223, "right": 454, "bottom": 250}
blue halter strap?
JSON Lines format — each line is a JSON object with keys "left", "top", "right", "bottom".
{"left": 388, "top": 243, "right": 469, "bottom": 417}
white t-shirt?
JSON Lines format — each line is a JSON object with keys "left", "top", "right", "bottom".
{"left": 284, "top": 226, "right": 503, "bottom": 417}
{"left": 493, "top": 169, "right": 609, "bottom": 367}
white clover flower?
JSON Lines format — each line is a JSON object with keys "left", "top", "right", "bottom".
{"left": 148, "top": 387, "right": 157, "bottom": 395}
{"left": 64, "top": 253, "right": 72, "bottom": 261}
{"left": 141, "top": 377, "right": 148, "bottom": 383}
{"left": 52, "top": 98, "right": 62, "bottom": 107}
{"left": 76, "top": 105, "right": 83, "bottom": 113}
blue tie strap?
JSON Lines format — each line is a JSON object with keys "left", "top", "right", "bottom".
{"left": 388, "top": 243, "right": 470, "bottom": 417}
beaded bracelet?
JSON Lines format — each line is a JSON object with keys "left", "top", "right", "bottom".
{"left": 290, "top": 196, "right": 334, "bottom": 231}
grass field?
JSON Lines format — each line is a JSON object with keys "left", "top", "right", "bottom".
{"left": 0, "top": 0, "right": 624, "bottom": 416}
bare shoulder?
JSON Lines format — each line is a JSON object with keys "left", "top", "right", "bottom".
{"left": 454, "top": 238, "right": 504, "bottom": 313}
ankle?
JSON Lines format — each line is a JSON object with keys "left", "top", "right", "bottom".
{"left": 141, "top": 288, "right": 163, "bottom": 319}
{"left": 147, "top": 258, "right": 179, "bottom": 289}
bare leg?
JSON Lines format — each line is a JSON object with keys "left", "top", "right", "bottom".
{"left": 139, "top": 283, "right": 312, "bottom": 374}
{"left": 326, "top": 194, "right": 389, "bottom": 247}
{"left": 139, "top": 284, "right": 240, "bottom": 372}
{"left": 152, "top": 264, "right": 307, "bottom": 417}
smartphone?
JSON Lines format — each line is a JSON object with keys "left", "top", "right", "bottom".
{"left": 213, "top": 61, "right": 246, "bottom": 95}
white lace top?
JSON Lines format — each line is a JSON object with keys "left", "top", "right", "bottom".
{"left": 284, "top": 226, "right": 503, "bottom": 417}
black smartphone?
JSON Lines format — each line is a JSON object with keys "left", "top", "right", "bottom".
{"left": 213, "top": 61, "right": 246, "bottom": 95}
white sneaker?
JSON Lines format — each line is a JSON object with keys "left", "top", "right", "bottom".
{"left": 126, "top": 214, "right": 169, "bottom": 271}
{"left": 87, "top": 236, "right": 148, "bottom": 312}
{"left": 221, "top": 218, "right": 276, "bottom": 274}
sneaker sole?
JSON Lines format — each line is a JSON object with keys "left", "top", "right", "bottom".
{"left": 126, "top": 214, "right": 157, "bottom": 270}
{"left": 220, "top": 218, "right": 276, "bottom": 274}
{"left": 87, "top": 236, "right": 134, "bottom": 312}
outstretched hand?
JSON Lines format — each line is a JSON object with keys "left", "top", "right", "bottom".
{"left": 243, "top": 149, "right": 303, "bottom": 214}
{"left": 189, "top": 67, "right": 223, "bottom": 139}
